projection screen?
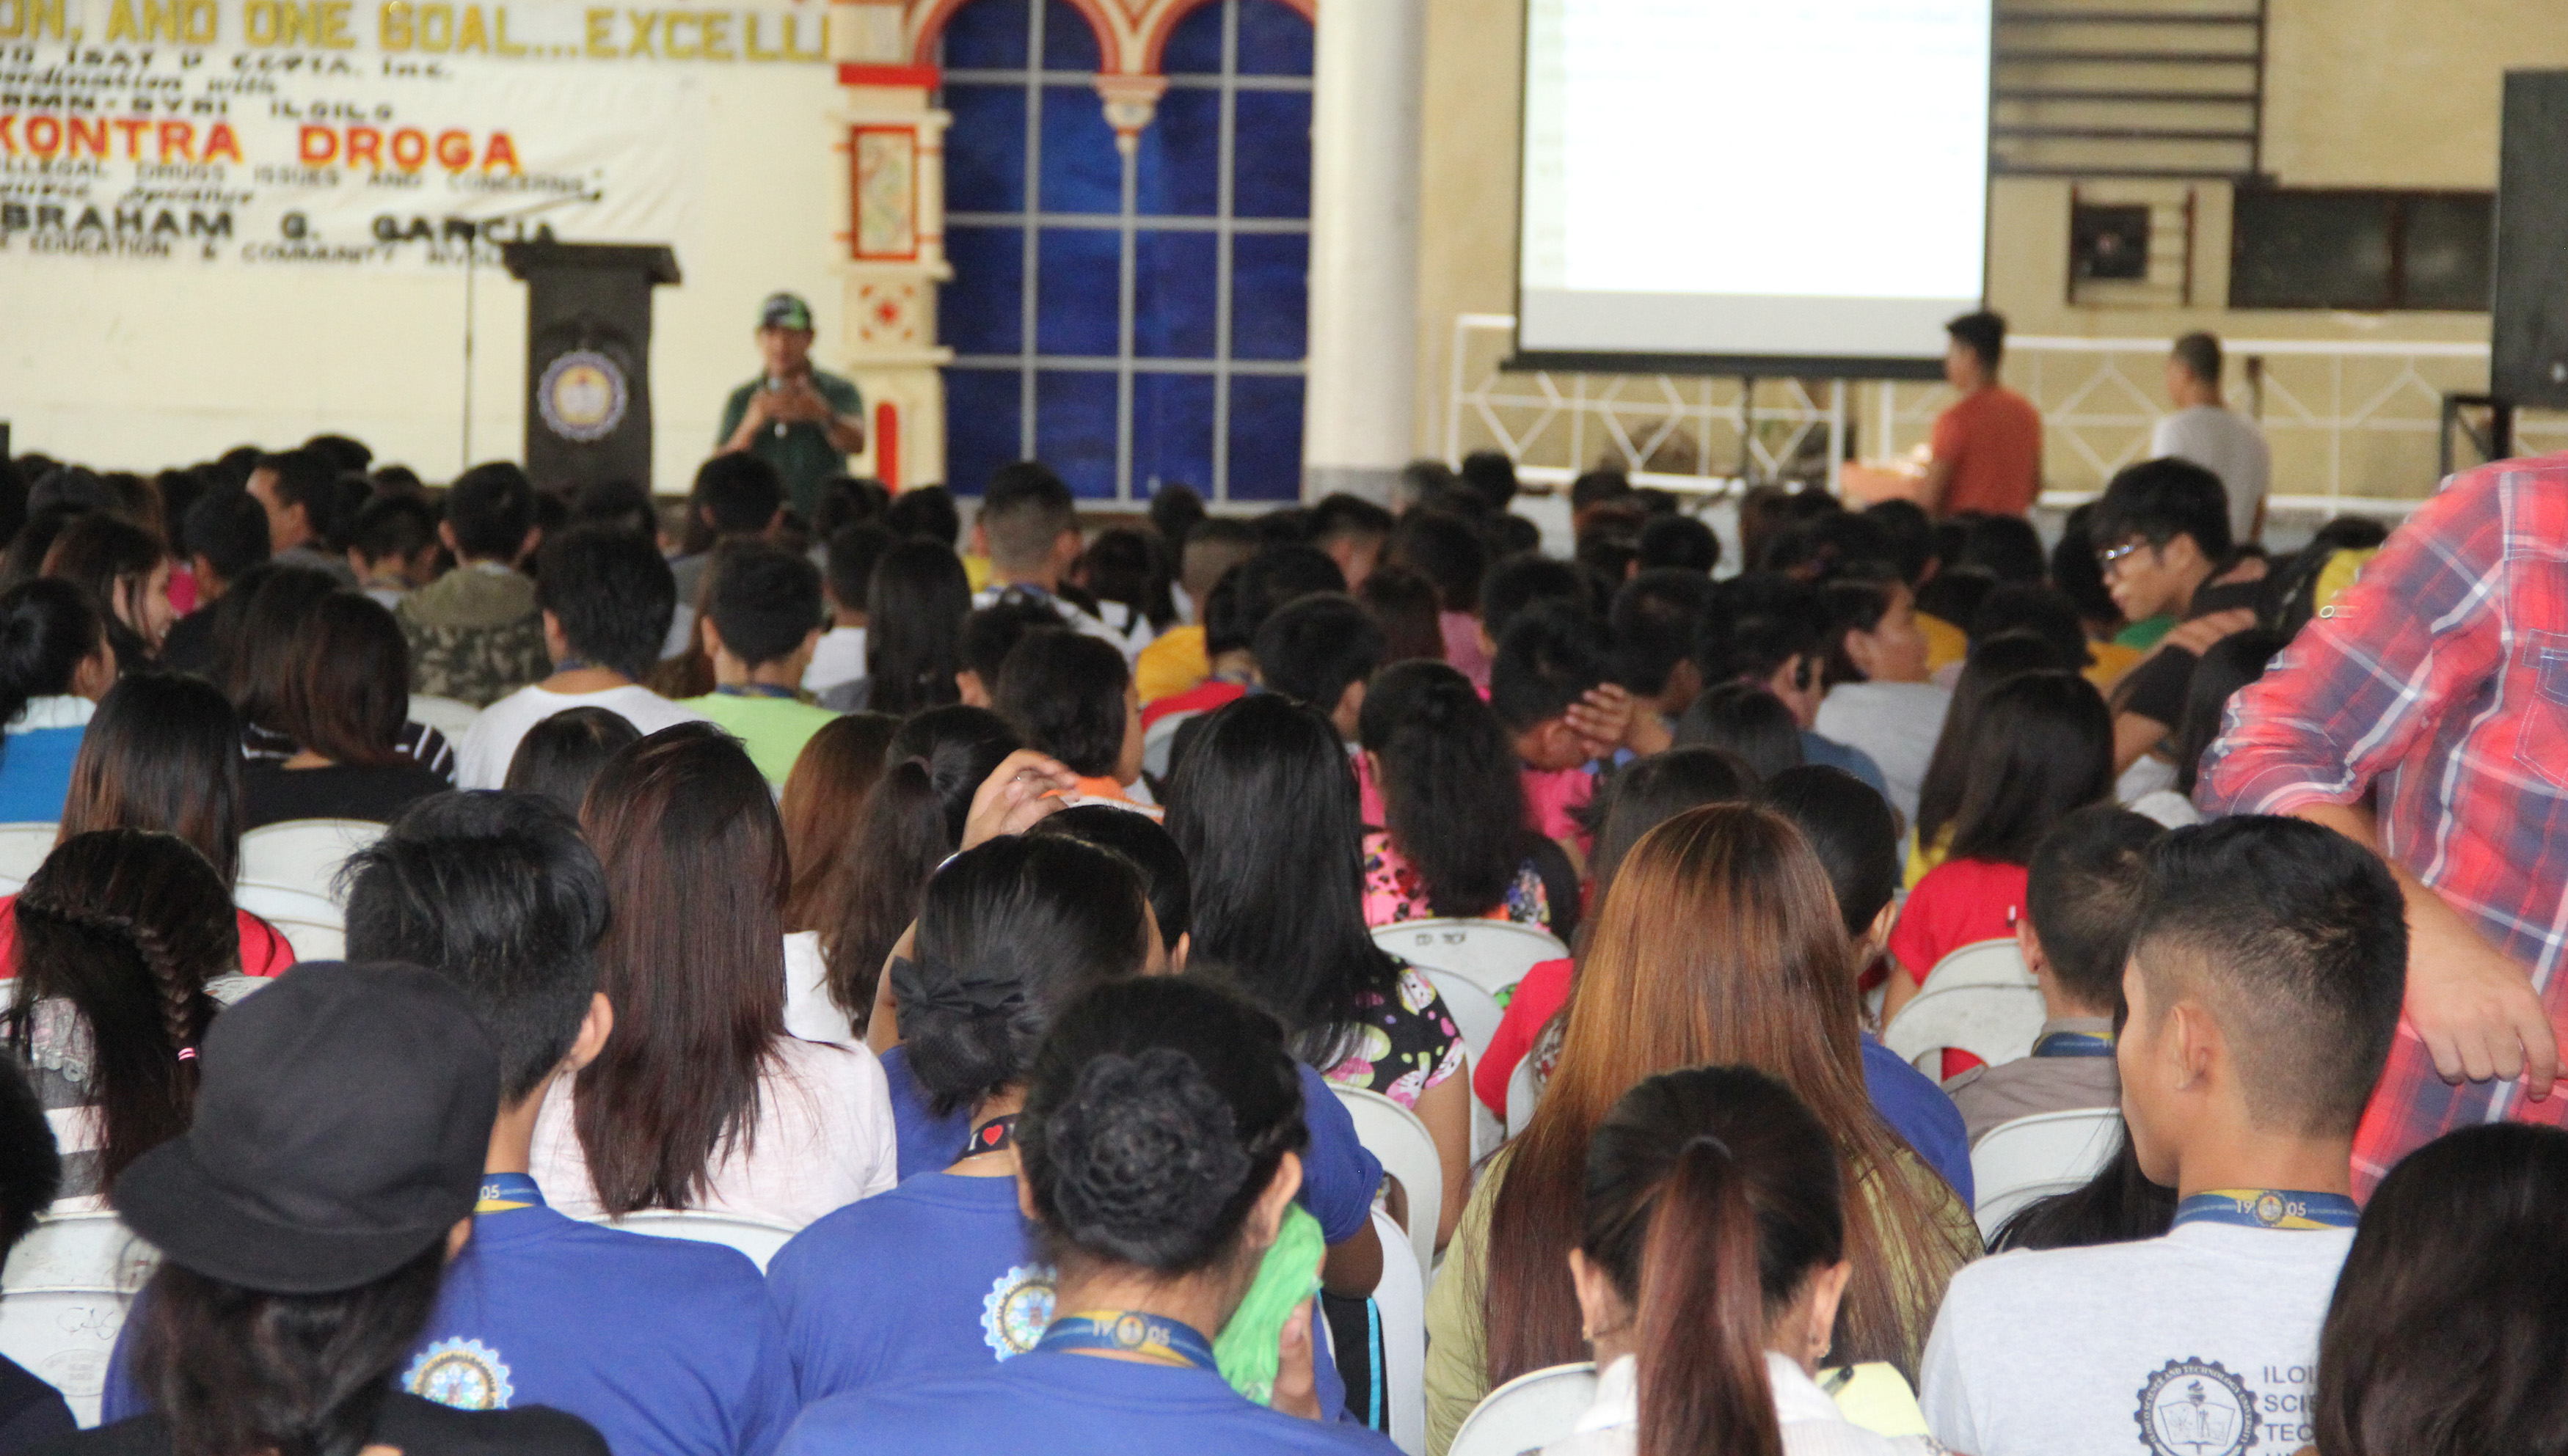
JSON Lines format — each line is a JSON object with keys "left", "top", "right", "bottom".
{"left": 1516, "top": 0, "right": 1994, "bottom": 375}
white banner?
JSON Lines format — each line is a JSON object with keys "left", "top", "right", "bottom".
{"left": 0, "top": 0, "right": 831, "bottom": 267}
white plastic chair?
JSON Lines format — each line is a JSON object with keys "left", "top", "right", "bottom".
{"left": 1919, "top": 937, "right": 2036, "bottom": 995}
{"left": 1369, "top": 1205, "right": 1426, "bottom": 1455}
{"left": 0, "top": 1212, "right": 158, "bottom": 1426}
{"left": 234, "top": 883, "right": 346, "bottom": 963}
{"left": 406, "top": 695, "right": 481, "bottom": 738}
{"left": 1371, "top": 919, "right": 1566, "bottom": 1000}
{"left": 597, "top": 1210, "right": 799, "bottom": 1273}
{"left": 1332, "top": 1086, "right": 1441, "bottom": 1287}
{"left": 1881, "top": 981, "right": 2046, "bottom": 1077}
{"left": 1419, "top": 970, "right": 1502, "bottom": 1067}
{"left": 1448, "top": 1362, "right": 1599, "bottom": 1456}
{"left": 0, "top": 824, "right": 57, "bottom": 897}
{"left": 238, "top": 819, "right": 384, "bottom": 907}
{"left": 1969, "top": 1107, "right": 2125, "bottom": 1241}
{"left": 1505, "top": 1057, "right": 1542, "bottom": 1138}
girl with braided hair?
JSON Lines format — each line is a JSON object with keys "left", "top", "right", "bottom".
{"left": 3, "top": 829, "right": 233, "bottom": 1201}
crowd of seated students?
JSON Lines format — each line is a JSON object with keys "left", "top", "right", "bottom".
{"left": 0, "top": 433, "right": 2557, "bottom": 1456}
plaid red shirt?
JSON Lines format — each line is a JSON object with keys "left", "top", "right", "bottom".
{"left": 2200, "top": 453, "right": 2568, "bottom": 1193}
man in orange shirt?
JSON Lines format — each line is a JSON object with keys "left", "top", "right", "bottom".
{"left": 1923, "top": 310, "right": 2044, "bottom": 518}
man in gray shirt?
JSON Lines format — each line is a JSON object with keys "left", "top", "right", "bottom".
{"left": 2150, "top": 331, "right": 2269, "bottom": 548}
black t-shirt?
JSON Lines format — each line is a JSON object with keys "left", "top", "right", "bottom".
{"left": 241, "top": 760, "right": 453, "bottom": 830}
{"left": 0, "top": 1356, "right": 73, "bottom": 1456}
{"left": 2114, "top": 574, "right": 2266, "bottom": 729}
{"left": 28, "top": 1391, "right": 604, "bottom": 1456}
{"left": 158, "top": 610, "right": 219, "bottom": 680}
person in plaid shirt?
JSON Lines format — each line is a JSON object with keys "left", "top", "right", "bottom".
{"left": 2199, "top": 456, "right": 2568, "bottom": 1193}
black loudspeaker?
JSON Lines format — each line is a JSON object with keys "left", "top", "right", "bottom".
{"left": 2494, "top": 72, "right": 2568, "bottom": 408}
{"left": 500, "top": 242, "right": 682, "bottom": 492}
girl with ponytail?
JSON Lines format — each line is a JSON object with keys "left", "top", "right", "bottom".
{"left": 3, "top": 829, "right": 233, "bottom": 1201}
{"left": 1550, "top": 1065, "right": 1937, "bottom": 1456}
{"left": 1356, "top": 661, "right": 1573, "bottom": 938}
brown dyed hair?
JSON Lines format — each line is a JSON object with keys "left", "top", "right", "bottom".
{"left": 573, "top": 722, "right": 791, "bottom": 1214}
{"left": 61, "top": 673, "right": 244, "bottom": 886}
{"left": 278, "top": 593, "right": 411, "bottom": 767}
{"left": 1481, "top": 803, "right": 1969, "bottom": 1389}
{"left": 779, "top": 711, "right": 901, "bottom": 934}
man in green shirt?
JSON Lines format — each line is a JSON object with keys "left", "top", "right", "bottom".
{"left": 716, "top": 292, "right": 867, "bottom": 520}
{"left": 679, "top": 541, "right": 841, "bottom": 786}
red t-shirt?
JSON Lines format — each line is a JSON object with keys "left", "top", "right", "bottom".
{"left": 1930, "top": 386, "right": 2043, "bottom": 517}
{"left": 0, "top": 896, "right": 296, "bottom": 978}
{"left": 1139, "top": 678, "right": 1245, "bottom": 730}
{"left": 1886, "top": 857, "right": 2029, "bottom": 1080}
{"left": 1473, "top": 956, "right": 1572, "bottom": 1116}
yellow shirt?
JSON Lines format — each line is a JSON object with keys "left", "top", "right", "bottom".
{"left": 1918, "top": 610, "right": 1969, "bottom": 675}
{"left": 963, "top": 554, "right": 993, "bottom": 592}
{"left": 2083, "top": 639, "right": 2145, "bottom": 695}
{"left": 1135, "top": 623, "right": 1210, "bottom": 704}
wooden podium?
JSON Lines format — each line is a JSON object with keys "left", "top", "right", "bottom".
{"left": 500, "top": 242, "right": 681, "bottom": 494}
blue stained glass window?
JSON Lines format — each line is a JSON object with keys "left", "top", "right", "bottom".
{"left": 936, "top": 0, "right": 1310, "bottom": 502}
{"left": 1036, "top": 229, "right": 1121, "bottom": 356}
{"left": 1135, "top": 230, "right": 1219, "bottom": 358}
{"left": 1133, "top": 373, "right": 1217, "bottom": 491}
{"left": 1233, "top": 0, "right": 1311, "bottom": 75}
{"left": 941, "top": 0, "right": 1027, "bottom": 67}
{"left": 941, "top": 227, "right": 1025, "bottom": 354}
{"left": 1038, "top": 84, "right": 1122, "bottom": 214}
{"left": 1228, "top": 376, "right": 1305, "bottom": 500}
{"left": 1135, "top": 87, "right": 1221, "bottom": 217}
{"left": 941, "top": 86, "right": 1026, "bottom": 213}
{"left": 944, "top": 369, "right": 1024, "bottom": 498}
{"left": 1036, "top": 371, "right": 1121, "bottom": 498}
{"left": 1232, "top": 91, "right": 1310, "bottom": 218}
{"left": 1038, "top": 0, "right": 1100, "bottom": 70}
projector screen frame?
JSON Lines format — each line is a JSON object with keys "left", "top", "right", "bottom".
{"left": 1506, "top": 0, "right": 1996, "bottom": 382}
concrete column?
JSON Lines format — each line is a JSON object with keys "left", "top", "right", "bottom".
{"left": 1302, "top": 0, "right": 1426, "bottom": 503}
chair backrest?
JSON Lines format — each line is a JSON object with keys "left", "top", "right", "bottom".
{"left": 1419, "top": 969, "right": 1502, "bottom": 1067}
{"left": 1969, "top": 1106, "right": 2125, "bottom": 1241}
{"left": 406, "top": 695, "right": 482, "bottom": 738}
{"left": 1139, "top": 709, "right": 1203, "bottom": 780}
{"left": 1332, "top": 1085, "right": 1440, "bottom": 1287}
{"left": 0, "top": 1212, "right": 158, "bottom": 1426}
{"left": 597, "top": 1210, "right": 799, "bottom": 1273}
{"left": 1370, "top": 919, "right": 1566, "bottom": 999}
{"left": 1505, "top": 1057, "right": 1542, "bottom": 1138}
{"left": 1447, "top": 1362, "right": 1600, "bottom": 1456}
{"left": 0, "top": 824, "right": 58, "bottom": 898}
{"left": 1369, "top": 1205, "right": 1427, "bottom": 1455}
{"left": 234, "top": 882, "right": 346, "bottom": 963}
{"left": 1920, "top": 937, "right": 2036, "bottom": 995}
{"left": 238, "top": 819, "right": 385, "bottom": 906}
{"left": 1881, "top": 981, "right": 2046, "bottom": 1076}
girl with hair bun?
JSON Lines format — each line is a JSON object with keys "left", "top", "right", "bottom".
{"left": 0, "top": 578, "right": 116, "bottom": 822}
{"left": 1357, "top": 661, "right": 1573, "bottom": 938}
{"left": 3, "top": 829, "right": 233, "bottom": 1201}
{"left": 777, "top": 976, "right": 1398, "bottom": 1456}
{"left": 1549, "top": 1064, "right": 1940, "bottom": 1456}
{"left": 768, "top": 834, "right": 1164, "bottom": 1402}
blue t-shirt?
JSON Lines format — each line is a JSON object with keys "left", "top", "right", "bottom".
{"left": 0, "top": 725, "right": 84, "bottom": 822}
{"left": 776, "top": 1347, "right": 1398, "bottom": 1456}
{"left": 103, "top": 1185, "right": 800, "bottom": 1456}
{"left": 880, "top": 1050, "right": 1382, "bottom": 1245}
{"left": 1861, "top": 1031, "right": 1974, "bottom": 1205}
{"left": 767, "top": 1171, "right": 1346, "bottom": 1419}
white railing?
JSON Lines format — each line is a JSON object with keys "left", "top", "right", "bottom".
{"left": 1442, "top": 313, "right": 2567, "bottom": 511}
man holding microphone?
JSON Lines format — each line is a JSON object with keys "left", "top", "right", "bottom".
{"left": 717, "top": 292, "right": 867, "bottom": 518}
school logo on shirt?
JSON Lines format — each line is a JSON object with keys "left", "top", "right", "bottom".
{"left": 982, "top": 1263, "right": 1057, "bottom": 1360}
{"left": 2134, "top": 1358, "right": 2258, "bottom": 1456}
{"left": 406, "top": 1337, "right": 516, "bottom": 1411}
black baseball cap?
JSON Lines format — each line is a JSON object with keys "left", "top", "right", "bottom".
{"left": 758, "top": 292, "right": 814, "bottom": 332}
{"left": 113, "top": 962, "right": 500, "bottom": 1295}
